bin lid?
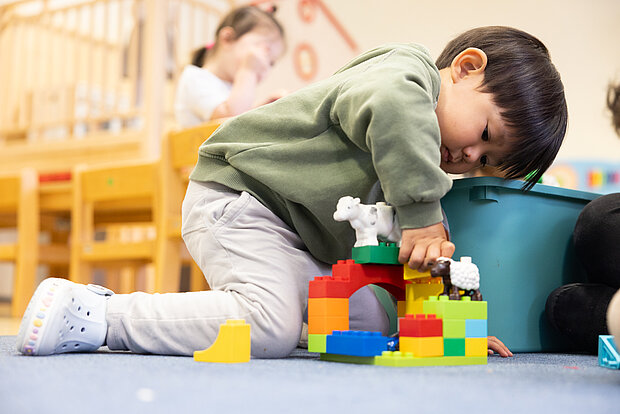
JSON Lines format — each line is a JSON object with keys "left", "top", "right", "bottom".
{"left": 450, "top": 177, "right": 600, "bottom": 202}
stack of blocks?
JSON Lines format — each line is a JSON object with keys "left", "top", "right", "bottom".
{"left": 308, "top": 243, "right": 488, "bottom": 367}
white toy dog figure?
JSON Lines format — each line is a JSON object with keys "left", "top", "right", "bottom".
{"left": 333, "top": 196, "right": 401, "bottom": 247}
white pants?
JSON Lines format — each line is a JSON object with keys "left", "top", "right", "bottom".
{"left": 105, "top": 181, "right": 388, "bottom": 357}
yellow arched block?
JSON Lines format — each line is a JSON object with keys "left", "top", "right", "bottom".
{"left": 405, "top": 281, "right": 444, "bottom": 315}
{"left": 193, "top": 319, "right": 251, "bottom": 363}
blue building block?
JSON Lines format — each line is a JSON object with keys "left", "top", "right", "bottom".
{"left": 465, "top": 319, "right": 487, "bottom": 338}
{"left": 326, "top": 331, "right": 390, "bottom": 357}
{"left": 598, "top": 335, "right": 620, "bottom": 369}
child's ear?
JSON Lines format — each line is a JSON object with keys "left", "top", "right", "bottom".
{"left": 218, "top": 26, "right": 237, "bottom": 44}
{"left": 450, "top": 48, "right": 488, "bottom": 83}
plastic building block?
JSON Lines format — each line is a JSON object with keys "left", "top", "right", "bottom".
{"left": 322, "top": 351, "right": 487, "bottom": 367}
{"left": 598, "top": 335, "right": 620, "bottom": 369}
{"left": 465, "top": 319, "right": 488, "bottom": 338}
{"left": 352, "top": 242, "right": 400, "bottom": 265}
{"left": 443, "top": 319, "right": 466, "bottom": 338}
{"left": 399, "top": 314, "right": 443, "bottom": 337}
{"left": 387, "top": 336, "right": 399, "bottom": 351}
{"left": 443, "top": 338, "right": 466, "bottom": 356}
{"left": 308, "top": 334, "right": 327, "bottom": 353}
{"left": 423, "top": 296, "right": 487, "bottom": 320}
{"left": 326, "top": 330, "right": 390, "bottom": 357}
{"left": 375, "top": 351, "right": 487, "bottom": 367}
{"left": 308, "top": 315, "right": 349, "bottom": 334}
{"left": 400, "top": 336, "right": 443, "bottom": 357}
{"left": 309, "top": 260, "right": 406, "bottom": 300}
{"left": 397, "top": 300, "right": 406, "bottom": 317}
{"left": 193, "top": 319, "right": 250, "bottom": 363}
{"left": 403, "top": 266, "right": 432, "bottom": 281}
{"left": 320, "top": 353, "right": 375, "bottom": 365}
{"left": 405, "top": 280, "right": 444, "bottom": 314}
{"left": 465, "top": 337, "right": 487, "bottom": 356}
{"left": 308, "top": 297, "right": 349, "bottom": 317}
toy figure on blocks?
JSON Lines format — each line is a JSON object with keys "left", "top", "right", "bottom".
{"left": 308, "top": 197, "right": 488, "bottom": 367}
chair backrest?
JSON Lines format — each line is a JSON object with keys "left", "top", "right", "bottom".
{"left": 168, "top": 120, "right": 223, "bottom": 171}
{"left": 79, "top": 161, "right": 159, "bottom": 203}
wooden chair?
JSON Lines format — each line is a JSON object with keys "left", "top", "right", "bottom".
{"left": 69, "top": 120, "right": 222, "bottom": 294}
{"left": 162, "top": 120, "right": 223, "bottom": 291}
{"left": 69, "top": 160, "right": 180, "bottom": 294}
{"left": 0, "top": 169, "right": 38, "bottom": 316}
{"left": 38, "top": 173, "right": 73, "bottom": 281}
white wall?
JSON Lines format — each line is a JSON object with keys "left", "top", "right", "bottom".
{"left": 258, "top": 0, "right": 620, "bottom": 162}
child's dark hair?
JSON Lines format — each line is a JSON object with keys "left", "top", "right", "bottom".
{"left": 436, "top": 26, "right": 568, "bottom": 190}
{"left": 191, "top": 5, "right": 284, "bottom": 67}
{"left": 608, "top": 82, "right": 620, "bottom": 136}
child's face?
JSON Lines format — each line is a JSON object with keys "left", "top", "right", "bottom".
{"left": 435, "top": 49, "right": 512, "bottom": 175}
{"left": 233, "top": 25, "right": 284, "bottom": 71}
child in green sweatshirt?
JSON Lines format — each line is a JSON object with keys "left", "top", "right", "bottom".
{"left": 18, "top": 26, "right": 566, "bottom": 359}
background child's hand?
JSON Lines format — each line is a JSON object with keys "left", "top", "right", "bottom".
{"left": 261, "top": 88, "right": 289, "bottom": 104}
{"left": 488, "top": 336, "right": 513, "bottom": 357}
{"left": 398, "top": 223, "right": 455, "bottom": 271}
{"left": 240, "top": 45, "right": 272, "bottom": 83}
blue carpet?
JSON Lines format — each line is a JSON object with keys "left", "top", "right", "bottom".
{"left": 1, "top": 335, "right": 619, "bottom": 413}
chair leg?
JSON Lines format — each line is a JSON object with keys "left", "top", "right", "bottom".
{"left": 12, "top": 169, "right": 39, "bottom": 317}
{"left": 190, "top": 261, "right": 209, "bottom": 291}
{"left": 155, "top": 238, "right": 181, "bottom": 293}
{"left": 119, "top": 266, "right": 136, "bottom": 294}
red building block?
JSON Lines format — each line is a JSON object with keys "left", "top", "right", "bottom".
{"left": 309, "top": 260, "right": 406, "bottom": 300}
{"left": 399, "top": 314, "right": 443, "bottom": 337}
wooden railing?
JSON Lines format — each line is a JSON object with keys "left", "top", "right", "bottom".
{"left": 0, "top": 0, "right": 233, "bottom": 173}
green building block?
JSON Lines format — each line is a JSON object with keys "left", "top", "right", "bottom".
{"left": 423, "top": 296, "right": 487, "bottom": 319}
{"left": 351, "top": 243, "right": 400, "bottom": 265}
{"left": 443, "top": 319, "right": 466, "bottom": 338}
{"left": 375, "top": 351, "right": 487, "bottom": 367}
{"left": 308, "top": 334, "right": 327, "bottom": 353}
{"left": 320, "top": 353, "right": 376, "bottom": 365}
{"left": 444, "top": 338, "right": 466, "bottom": 356}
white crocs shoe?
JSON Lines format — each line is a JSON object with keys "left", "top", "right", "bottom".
{"left": 16, "top": 278, "right": 114, "bottom": 356}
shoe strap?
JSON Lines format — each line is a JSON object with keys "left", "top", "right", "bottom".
{"left": 87, "top": 284, "right": 115, "bottom": 296}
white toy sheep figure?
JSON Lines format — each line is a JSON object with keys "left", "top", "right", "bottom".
{"left": 333, "top": 196, "right": 401, "bottom": 247}
{"left": 430, "top": 256, "right": 483, "bottom": 301}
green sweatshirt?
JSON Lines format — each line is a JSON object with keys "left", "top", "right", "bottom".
{"left": 190, "top": 43, "right": 453, "bottom": 264}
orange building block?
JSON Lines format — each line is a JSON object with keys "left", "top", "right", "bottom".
{"left": 308, "top": 315, "right": 349, "bottom": 334}
{"left": 308, "top": 297, "right": 349, "bottom": 317}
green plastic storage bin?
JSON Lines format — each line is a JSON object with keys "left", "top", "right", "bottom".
{"left": 441, "top": 177, "right": 600, "bottom": 352}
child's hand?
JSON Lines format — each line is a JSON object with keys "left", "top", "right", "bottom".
{"left": 399, "top": 223, "right": 455, "bottom": 271}
{"left": 488, "top": 336, "right": 513, "bottom": 357}
{"left": 262, "top": 89, "right": 289, "bottom": 104}
{"left": 240, "top": 45, "right": 272, "bottom": 83}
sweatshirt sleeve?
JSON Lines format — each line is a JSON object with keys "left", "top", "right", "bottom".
{"left": 331, "top": 46, "right": 453, "bottom": 229}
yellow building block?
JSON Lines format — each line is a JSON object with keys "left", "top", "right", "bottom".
{"left": 308, "top": 297, "right": 349, "bottom": 317}
{"left": 405, "top": 280, "right": 444, "bottom": 315}
{"left": 308, "top": 315, "right": 349, "bottom": 334}
{"left": 194, "top": 319, "right": 251, "bottom": 363}
{"left": 400, "top": 336, "right": 444, "bottom": 357}
{"left": 397, "top": 300, "right": 406, "bottom": 317}
{"left": 465, "top": 337, "right": 488, "bottom": 357}
{"left": 403, "top": 266, "right": 432, "bottom": 281}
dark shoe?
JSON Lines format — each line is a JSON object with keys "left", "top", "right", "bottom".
{"left": 545, "top": 283, "right": 616, "bottom": 354}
